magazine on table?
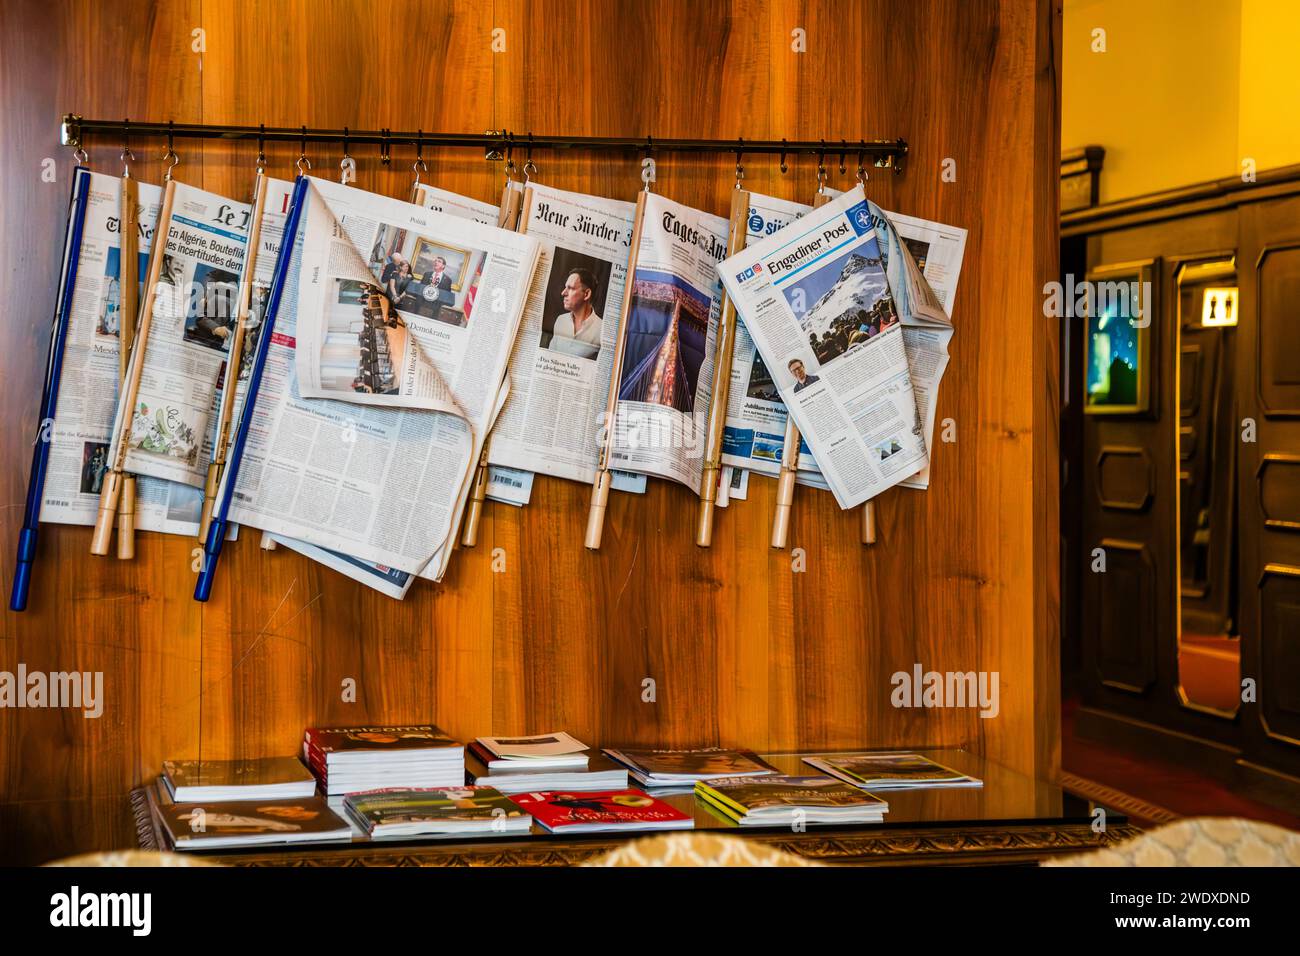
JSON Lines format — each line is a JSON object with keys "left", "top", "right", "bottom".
{"left": 343, "top": 786, "right": 532, "bottom": 838}
{"left": 510, "top": 788, "right": 694, "bottom": 834}
{"left": 160, "top": 796, "right": 352, "bottom": 850}
{"left": 803, "top": 752, "right": 983, "bottom": 790}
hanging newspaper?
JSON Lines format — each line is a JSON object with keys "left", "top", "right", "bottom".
{"left": 106, "top": 183, "right": 251, "bottom": 497}
{"left": 488, "top": 182, "right": 646, "bottom": 487}
{"left": 266, "top": 182, "right": 532, "bottom": 599}
{"left": 719, "top": 185, "right": 923, "bottom": 509}
{"left": 720, "top": 191, "right": 813, "bottom": 477}
{"left": 723, "top": 196, "right": 967, "bottom": 492}
{"left": 413, "top": 182, "right": 542, "bottom": 506}
{"left": 608, "top": 193, "right": 728, "bottom": 493}
{"left": 867, "top": 203, "right": 967, "bottom": 489}
{"left": 222, "top": 177, "right": 540, "bottom": 581}
{"left": 40, "top": 172, "right": 227, "bottom": 536}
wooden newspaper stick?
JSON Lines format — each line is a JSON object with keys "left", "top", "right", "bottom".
{"left": 586, "top": 190, "right": 648, "bottom": 550}
{"left": 199, "top": 170, "right": 268, "bottom": 543}
{"left": 91, "top": 180, "right": 176, "bottom": 555}
{"left": 696, "top": 187, "right": 751, "bottom": 548}
{"left": 771, "top": 416, "right": 801, "bottom": 549}
{"left": 771, "top": 189, "right": 834, "bottom": 550}
{"left": 862, "top": 499, "right": 878, "bottom": 544}
{"left": 461, "top": 181, "right": 527, "bottom": 548}
{"left": 115, "top": 175, "right": 140, "bottom": 559}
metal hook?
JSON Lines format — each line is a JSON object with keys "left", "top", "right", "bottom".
{"left": 504, "top": 132, "right": 517, "bottom": 184}
{"left": 120, "top": 118, "right": 135, "bottom": 178}
{"left": 296, "top": 125, "right": 311, "bottom": 174}
{"left": 256, "top": 123, "right": 266, "bottom": 171}
{"left": 380, "top": 128, "right": 391, "bottom": 166}
{"left": 856, "top": 141, "right": 868, "bottom": 185}
{"left": 734, "top": 138, "right": 744, "bottom": 189}
{"left": 162, "top": 121, "right": 180, "bottom": 182}
{"left": 411, "top": 129, "right": 427, "bottom": 190}
{"left": 839, "top": 140, "right": 847, "bottom": 176}
{"left": 522, "top": 133, "right": 537, "bottom": 184}
{"left": 642, "top": 135, "right": 655, "bottom": 193}
{"left": 816, "top": 141, "right": 827, "bottom": 194}
{"left": 779, "top": 139, "right": 788, "bottom": 175}
{"left": 340, "top": 125, "right": 353, "bottom": 183}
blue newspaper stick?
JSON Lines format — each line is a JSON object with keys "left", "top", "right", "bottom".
{"left": 11, "top": 167, "right": 91, "bottom": 613}
{"left": 195, "top": 175, "right": 309, "bottom": 602}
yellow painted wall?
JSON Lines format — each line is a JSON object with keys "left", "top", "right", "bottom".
{"left": 1063, "top": 0, "right": 1241, "bottom": 202}
{"left": 1064, "top": 0, "right": 1300, "bottom": 203}
{"left": 1238, "top": 0, "right": 1300, "bottom": 175}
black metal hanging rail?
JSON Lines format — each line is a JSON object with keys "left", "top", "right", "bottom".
{"left": 61, "top": 115, "right": 908, "bottom": 172}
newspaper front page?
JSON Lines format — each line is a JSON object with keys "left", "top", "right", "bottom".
{"left": 486, "top": 182, "right": 638, "bottom": 485}
{"left": 720, "top": 186, "right": 924, "bottom": 509}
{"left": 720, "top": 191, "right": 812, "bottom": 477}
{"left": 608, "top": 193, "right": 728, "bottom": 493}
{"left": 223, "top": 178, "right": 539, "bottom": 580}
{"left": 292, "top": 178, "right": 537, "bottom": 419}
{"left": 39, "top": 171, "right": 218, "bottom": 536}
{"left": 106, "top": 182, "right": 251, "bottom": 494}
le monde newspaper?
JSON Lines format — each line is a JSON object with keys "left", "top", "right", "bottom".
{"left": 36, "top": 174, "right": 964, "bottom": 599}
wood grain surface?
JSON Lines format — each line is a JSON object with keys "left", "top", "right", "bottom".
{"left": 0, "top": 0, "right": 1060, "bottom": 822}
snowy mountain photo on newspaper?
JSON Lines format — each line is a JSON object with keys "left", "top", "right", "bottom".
{"left": 779, "top": 236, "right": 898, "bottom": 367}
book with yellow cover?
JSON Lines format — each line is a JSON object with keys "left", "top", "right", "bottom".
{"left": 695, "top": 775, "right": 887, "bottom": 826}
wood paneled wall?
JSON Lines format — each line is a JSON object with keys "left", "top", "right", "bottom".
{"left": 0, "top": 0, "right": 1060, "bottom": 809}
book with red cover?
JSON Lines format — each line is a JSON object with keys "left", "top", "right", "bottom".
{"left": 302, "top": 725, "right": 464, "bottom": 795}
{"left": 510, "top": 789, "right": 694, "bottom": 833}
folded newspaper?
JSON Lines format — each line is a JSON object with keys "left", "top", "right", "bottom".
{"left": 607, "top": 193, "right": 728, "bottom": 494}
{"left": 720, "top": 186, "right": 925, "bottom": 509}
{"left": 722, "top": 191, "right": 966, "bottom": 494}
{"left": 220, "top": 177, "right": 540, "bottom": 581}
{"left": 41, "top": 175, "right": 240, "bottom": 537}
{"left": 488, "top": 182, "right": 639, "bottom": 486}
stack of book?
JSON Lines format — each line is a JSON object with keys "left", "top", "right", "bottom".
{"left": 467, "top": 732, "right": 627, "bottom": 794}
{"left": 160, "top": 797, "right": 353, "bottom": 851}
{"left": 302, "top": 725, "right": 464, "bottom": 795}
{"left": 803, "top": 752, "right": 983, "bottom": 790}
{"left": 695, "top": 775, "right": 888, "bottom": 826}
{"left": 510, "top": 789, "right": 694, "bottom": 834}
{"left": 342, "top": 786, "right": 532, "bottom": 839}
{"left": 603, "top": 747, "right": 778, "bottom": 792}
{"left": 161, "top": 757, "right": 318, "bottom": 802}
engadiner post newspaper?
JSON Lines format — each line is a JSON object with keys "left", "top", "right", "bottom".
{"left": 722, "top": 194, "right": 967, "bottom": 494}
{"left": 719, "top": 185, "right": 924, "bottom": 510}
{"left": 487, "top": 182, "right": 638, "bottom": 485}
{"left": 607, "top": 193, "right": 728, "bottom": 493}
{"left": 221, "top": 177, "right": 540, "bottom": 581}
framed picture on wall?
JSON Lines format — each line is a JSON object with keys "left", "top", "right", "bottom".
{"left": 1083, "top": 259, "right": 1157, "bottom": 415}
{"left": 410, "top": 238, "right": 471, "bottom": 291}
